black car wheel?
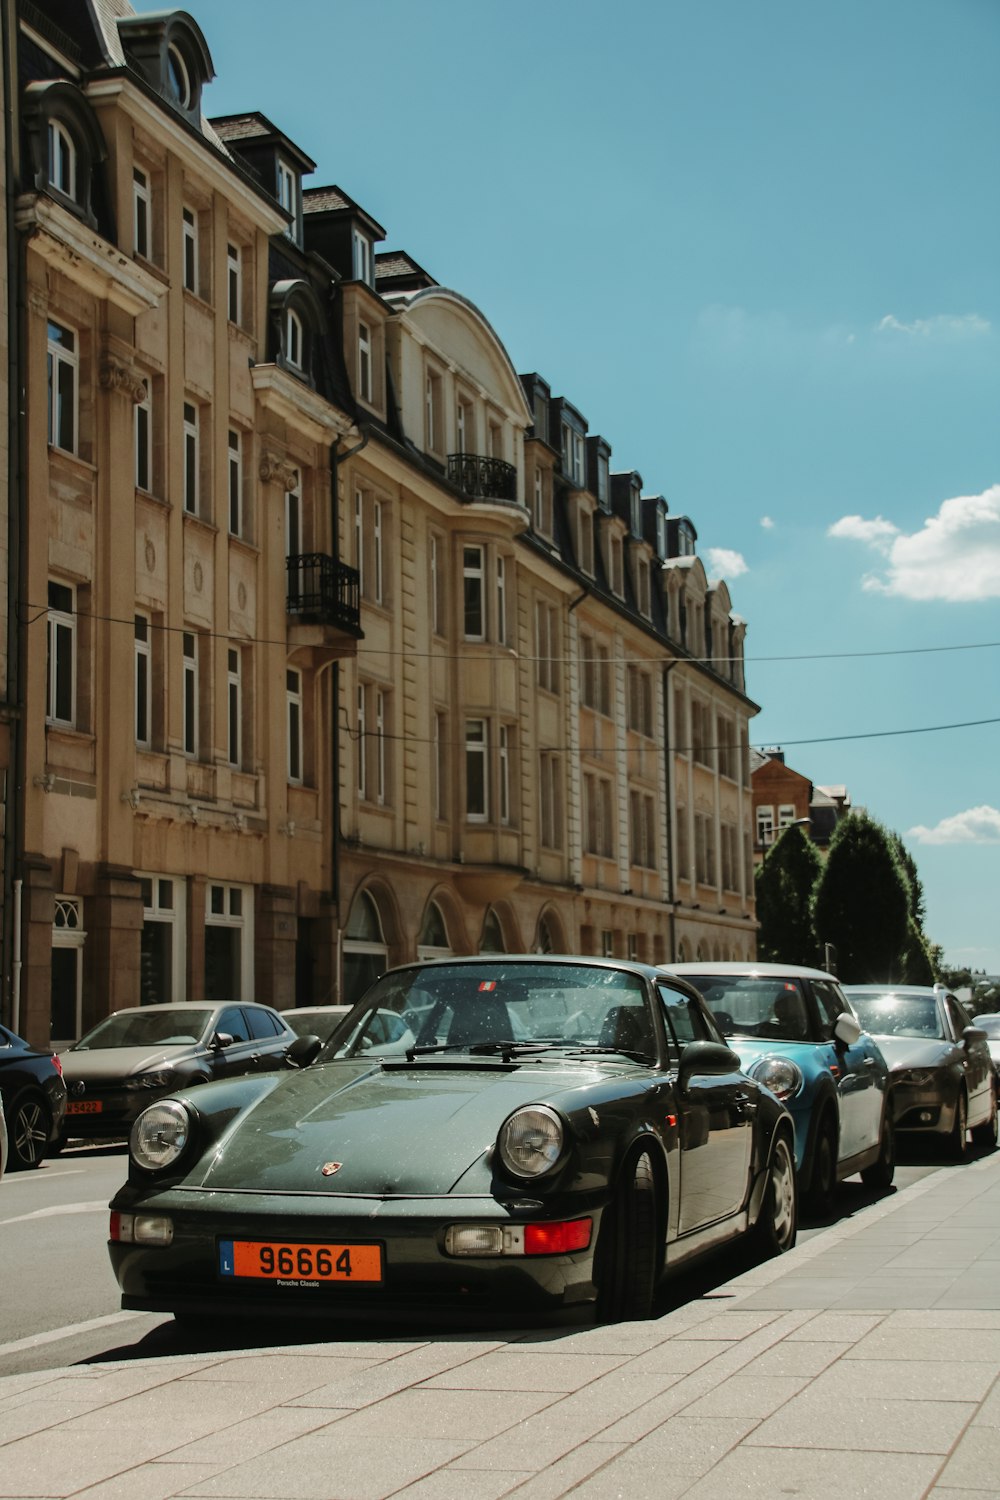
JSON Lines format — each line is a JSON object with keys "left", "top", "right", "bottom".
{"left": 861, "top": 1110, "right": 896, "bottom": 1190}
{"left": 971, "top": 1084, "right": 998, "bottom": 1151}
{"left": 9, "top": 1092, "right": 51, "bottom": 1170}
{"left": 805, "top": 1117, "right": 837, "bottom": 1216}
{"left": 597, "top": 1149, "right": 658, "bottom": 1323}
{"left": 753, "top": 1131, "right": 797, "bottom": 1257}
{"left": 950, "top": 1089, "right": 969, "bottom": 1162}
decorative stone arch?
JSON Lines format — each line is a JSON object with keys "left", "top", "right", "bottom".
{"left": 478, "top": 900, "right": 522, "bottom": 954}
{"left": 676, "top": 938, "right": 690, "bottom": 962}
{"left": 534, "top": 905, "right": 567, "bottom": 955}
{"left": 417, "top": 898, "right": 453, "bottom": 960}
{"left": 395, "top": 287, "right": 533, "bottom": 426}
{"left": 269, "top": 279, "right": 325, "bottom": 388}
{"left": 695, "top": 941, "right": 708, "bottom": 962}
{"left": 117, "top": 11, "right": 216, "bottom": 127}
{"left": 341, "top": 878, "right": 402, "bottom": 1005}
{"left": 22, "top": 81, "right": 107, "bottom": 231}
{"left": 420, "top": 884, "right": 469, "bottom": 956}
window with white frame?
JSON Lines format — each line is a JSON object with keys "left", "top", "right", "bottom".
{"left": 227, "top": 646, "right": 242, "bottom": 767}
{"left": 51, "top": 896, "right": 85, "bottom": 1041}
{"left": 627, "top": 666, "right": 654, "bottom": 737}
{"left": 580, "top": 639, "right": 610, "bottom": 716}
{"left": 596, "top": 453, "right": 609, "bottom": 506}
{"left": 182, "top": 206, "right": 198, "bottom": 293}
{"left": 374, "top": 688, "right": 387, "bottom": 804}
{"left": 602, "top": 929, "right": 614, "bottom": 958}
{"left": 356, "top": 682, "right": 389, "bottom": 805}
{"left": 286, "top": 668, "right": 302, "bottom": 784}
{"left": 357, "top": 321, "right": 372, "bottom": 402}
{"left": 227, "top": 428, "right": 242, "bottom": 537}
{"left": 183, "top": 401, "right": 199, "bottom": 515}
{"left": 286, "top": 308, "right": 304, "bottom": 371}
{"left": 609, "top": 534, "right": 624, "bottom": 596}
{"left": 133, "top": 166, "right": 150, "bottom": 259}
{"left": 430, "top": 532, "right": 446, "bottom": 636}
{"left": 496, "top": 554, "right": 507, "bottom": 646}
{"left": 539, "top": 751, "right": 561, "bottom": 849}
{"left": 721, "top": 822, "right": 738, "bottom": 891}
{"left": 756, "top": 804, "right": 774, "bottom": 848}
{"left": 352, "top": 229, "right": 372, "bottom": 285}
{"left": 456, "top": 393, "right": 473, "bottom": 453}
{"left": 533, "top": 466, "right": 552, "bottom": 537}
{"left": 425, "top": 367, "right": 442, "bottom": 453}
{"left": 635, "top": 557, "right": 651, "bottom": 617}
{"left": 465, "top": 718, "right": 488, "bottom": 821}
{"left": 356, "top": 682, "right": 366, "bottom": 798}
{"left": 535, "top": 598, "right": 559, "bottom": 693}
{"left": 182, "top": 631, "right": 198, "bottom": 756}
{"left": 629, "top": 789, "right": 656, "bottom": 869}
{"left": 463, "top": 545, "right": 485, "bottom": 640}
{"left": 575, "top": 501, "right": 594, "bottom": 574}
{"left": 343, "top": 891, "right": 388, "bottom": 1006}
{"left": 584, "top": 773, "right": 613, "bottom": 857}
{"left": 167, "top": 42, "right": 192, "bottom": 108}
{"left": 285, "top": 476, "right": 302, "bottom": 558}
{"left": 434, "top": 710, "right": 447, "bottom": 820}
{"left": 276, "top": 158, "right": 296, "bottom": 234}
{"left": 46, "top": 580, "right": 75, "bottom": 726}
{"left": 139, "top": 875, "right": 185, "bottom": 1006}
{"left": 46, "top": 321, "right": 77, "bottom": 453}
{"left": 778, "top": 804, "right": 797, "bottom": 832}
{"left": 695, "top": 813, "right": 716, "bottom": 885}
{"left": 226, "top": 242, "right": 241, "bottom": 324}
{"left": 205, "top": 881, "right": 253, "bottom": 1003}
{"left": 135, "top": 380, "right": 151, "bottom": 492}
{"left": 499, "top": 723, "right": 511, "bottom": 825}
{"left": 373, "top": 499, "right": 384, "bottom": 604}
{"left": 47, "top": 118, "right": 76, "bottom": 198}
{"left": 134, "top": 613, "right": 151, "bottom": 747}
{"left": 561, "top": 423, "right": 585, "bottom": 486}
{"left": 355, "top": 487, "right": 387, "bottom": 606}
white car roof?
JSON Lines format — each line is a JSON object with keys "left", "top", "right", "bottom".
{"left": 664, "top": 961, "right": 839, "bottom": 982}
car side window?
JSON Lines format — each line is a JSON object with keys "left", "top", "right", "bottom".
{"left": 657, "top": 984, "right": 712, "bottom": 1063}
{"left": 945, "top": 995, "right": 972, "bottom": 1038}
{"left": 245, "top": 1008, "right": 282, "bottom": 1040}
{"left": 811, "top": 980, "right": 850, "bottom": 1041}
{"left": 217, "top": 1005, "right": 250, "bottom": 1043}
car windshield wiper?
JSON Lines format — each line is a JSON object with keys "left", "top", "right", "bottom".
{"left": 560, "top": 1044, "right": 656, "bottom": 1064}
{"left": 405, "top": 1040, "right": 562, "bottom": 1061}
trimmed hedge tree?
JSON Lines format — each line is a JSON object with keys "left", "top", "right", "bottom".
{"left": 811, "top": 811, "right": 911, "bottom": 984}
{"left": 755, "top": 822, "right": 822, "bottom": 965}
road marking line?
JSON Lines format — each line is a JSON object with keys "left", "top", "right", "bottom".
{"left": 0, "top": 1200, "right": 107, "bottom": 1226}
{"left": 0, "top": 1310, "right": 160, "bottom": 1358}
{"left": 3, "top": 1169, "right": 85, "bottom": 1184}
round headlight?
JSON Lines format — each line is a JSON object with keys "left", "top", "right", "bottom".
{"left": 130, "top": 1100, "right": 191, "bottom": 1171}
{"left": 749, "top": 1056, "right": 804, "bottom": 1101}
{"left": 498, "top": 1105, "right": 564, "bottom": 1178}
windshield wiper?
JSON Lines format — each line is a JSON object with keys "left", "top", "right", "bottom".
{"left": 405, "top": 1040, "right": 562, "bottom": 1061}
{"left": 561, "top": 1044, "right": 656, "bottom": 1064}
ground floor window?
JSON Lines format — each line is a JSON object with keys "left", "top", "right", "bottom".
{"left": 342, "top": 890, "right": 387, "bottom": 1006}
{"left": 205, "top": 881, "right": 253, "bottom": 1003}
{"left": 139, "top": 875, "right": 185, "bottom": 1005}
{"left": 50, "top": 897, "right": 84, "bottom": 1042}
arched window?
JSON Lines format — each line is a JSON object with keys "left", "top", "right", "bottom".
{"left": 47, "top": 119, "right": 76, "bottom": 197}
{"left": 342, "top": 891, "right": 387, "bottom": 1006}
{"left": 536, "top": 914, "right": 557, "bottom": 954}
{"left": 117, "top": 14, "right": 215, "bottom": 126}
{"left": 479, "top": 910, "right": 505, "bottom": 954}
{"left": 24, "top": 81, "right": 106, "bottom": 231}
{"left": 286, "top": 308, "right": 304, "bottom": 371}
{"left": 270, "top": 280, "right": 322, "bottom": 388}
{"left": 167, "top": 42, "right": 193, "bottom": 109}
{"left": 417, "top": 901, "right": 452, "bottom": 961}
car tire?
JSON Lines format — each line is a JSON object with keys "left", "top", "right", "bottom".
{"left": 971, "top": 1084, "right": 998, "bottom": 1151}
{"left": 9, "top": 1092, "right": 51, "bottom": 1170}
{"left": 950, "top": 1089, "right": 969, "bottom": 1162}
{"left": 753, "top": 1130, "right": 797, "bottom": 1258}
{"left": 861, "top": 1110, "right": 895, "bottom": 1190}
{"left": 597, "top": 1149, "right": 658, "bottom": 1323}
{"left": 805, "top": 1117, "right": 837, "bottom": 1216}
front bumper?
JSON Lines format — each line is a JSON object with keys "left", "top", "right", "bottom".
{"left": 891, "top": 1078, "right": 955, "bottom": 1135}
{"left": 109, "top": 1187, "right": 608, "bottom": 1317}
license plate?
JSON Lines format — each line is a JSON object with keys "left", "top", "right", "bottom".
{"left": 66, "top": 1100, "right": 103, "bottom": 1114}
{"left": 218, "top": 1239, "right": 383, "bottom": 1284}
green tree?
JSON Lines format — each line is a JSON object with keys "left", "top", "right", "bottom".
{"left": 889, "top": 831, "right": 927, "bottom": 930}
{"left": 755, "top": 822, "right": 822, "bottom": 965}
{"left": 811, "top": 811, "right": 911, "bottom": 983}
{"left": 898, "top": 917, "right": 936, "bottom": 985}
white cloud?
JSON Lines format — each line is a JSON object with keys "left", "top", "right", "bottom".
{"left": 828, "top": 485, "right": 1000, "bottom": 601}
{"left": 760, "top": 515, "right": 775, "bottom": 530}
{"left": 827, "top": 514, "right": 899, "bottom": 552}
{"left": 906, "top": 806, "right": 1000, "bottom": 845}
{"left": 876, "top": 313, "right": 991, "bottom": 339}
{"left": 705, "top": 547, "right": 748, "bottom": 581}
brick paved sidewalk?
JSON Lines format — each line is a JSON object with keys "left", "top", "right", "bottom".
{"left": 2, "top": 1153, "right": 1000, "bottom": 1500}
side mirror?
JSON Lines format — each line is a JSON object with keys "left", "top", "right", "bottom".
{"left": 211, "top": 1031, "right": 235, "bottom": 1051}
{"left": 286, "top": 1034, "right": 323, "bottom": 1069}
{"left": 833, "top": 1012, "right": 862, "bottom": 1047}
{"left": 678, "top": 1039, "right": 741, "bottom": 1090}
{"left": 963, "top": 1026, "right": 988, "bottom": 1047}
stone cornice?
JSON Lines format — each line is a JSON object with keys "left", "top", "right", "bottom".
{"left": 250, "top": 363, "right": 357, "bottom": 445}
{"left": 16, "top": 194, "right": 163, "bottom": 316}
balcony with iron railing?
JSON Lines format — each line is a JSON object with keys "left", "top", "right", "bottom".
{"left": 447, "top": 452, "right": 518, "bottom": 504}
{"left": 286, "top": 553, "right": 362, "bottom": 636}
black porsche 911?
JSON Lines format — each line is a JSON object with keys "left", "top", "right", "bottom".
{"left": 108, "top": 957, "right": 797, "bottom": 1325}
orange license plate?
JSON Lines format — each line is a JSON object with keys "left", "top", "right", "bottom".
{"left": 218, "top": 1239, "right": 383, "bottom": 1284}
{"left": 66, "top": 1100, "right": 103, "bottom": 1114}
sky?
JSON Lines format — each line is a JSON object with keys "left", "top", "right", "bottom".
{"left": 153, "top": 0, "right": 1000, "bottom": 972}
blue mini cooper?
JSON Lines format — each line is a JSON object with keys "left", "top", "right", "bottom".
{"left": 665, "top": 962, "right": 894, "bottom": 1212}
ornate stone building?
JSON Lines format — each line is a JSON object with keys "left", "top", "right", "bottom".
{"left": 5, "top": 0, "right": 758, "bottom": 1047}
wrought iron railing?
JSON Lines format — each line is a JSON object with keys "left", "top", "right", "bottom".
{"left": 286, "top": 553, "right": 362, "bottom": 635}
{"left": 447, "top": 452, "right": 517, "bottom": 503}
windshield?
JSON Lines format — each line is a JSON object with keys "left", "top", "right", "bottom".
{"left": 974, "top": 1014, "right": 1000, "bottom": 1037}
{"left": 684, "top": 975, "right": 812, "bottom": 1042}
{"left": 285, "top": 1008, "right": 349, "bottom": 1041}
{"left": 320, "top": 961, "right": 654, "bottom": 1060}
{"left": 849, "top": 992, "right": 944, "bottom": 1041}
{"left": 72, "top": 1008, "right": 214, "bottom": 1050}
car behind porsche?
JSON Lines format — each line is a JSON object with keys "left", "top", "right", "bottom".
{"left": 109, "top": 956, "right": 797, "bottom": 1325}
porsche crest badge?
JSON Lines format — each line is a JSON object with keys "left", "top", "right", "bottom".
{"left": 321, "top": 1161, "right": 343, "bottom": 1176}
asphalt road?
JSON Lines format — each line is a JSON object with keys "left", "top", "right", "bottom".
{"left": 0, "top": 1141, "right": 965, "bottom": 1379}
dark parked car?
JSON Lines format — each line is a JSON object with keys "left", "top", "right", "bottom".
{"left": 666, "top": 962, "right": 894, "bottom": 1211}
{"left": 60, "top": 1002, "right": 297, "bottom": 1142}
{"left": 0, "top": 1022, "right": 67, "bottom": 1170}
{"left": 845, "top": 985, "right": 996, "bottom": 1159}
{"left": 109, "top": 956, "right": 798, "bottom": 1326}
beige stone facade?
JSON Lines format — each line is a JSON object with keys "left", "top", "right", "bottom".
{"left": 6, "top": 1, "right": 758, "bottom": 1047}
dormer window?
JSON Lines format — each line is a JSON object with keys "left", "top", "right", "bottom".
{"left": 630, "top": 490, "right": 642, "bottom": 538}
{"left": 277, "top": 158, "right": 297, "bottom": 237}
{"left": 270, "top": 279, "right": 322, "bottom": 388}
{"left": 357, "top": 321, "right": 372, "bottom": 402}
{"left": 353, "top": 229, "right": 373, "bottom": 286}
{"left": 679, "top": 522, "right": 695, "bottom": 557}
{"left": 286, "top": 308, "right": 304, "bottom": 371}
{"left": 47, "top": 120, "right": 76, "bottom": 197}
{"left": 562, "top": 423, "right": 585, "bottom": 487}
{"left": 656, "top": 509, "right": 666, "bottom": 559}
{"left": 596, "top": 453, "right": 609, "bottom": 506}
{"left": 167, "top": 42, "right": 193, "bottom": 109}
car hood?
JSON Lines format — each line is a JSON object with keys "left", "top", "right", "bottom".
{"left": 867, "top": 1036, "right": 951, "bottom": 1071}
{"left": 62, "top": 1045, "right": 198, "bottom": 1081}
{"left": 723, "top": 1037, "right": 821, "bottom": 1071}
{"left": 188, "top": 1058, "right": 628, "bottom": 1196}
